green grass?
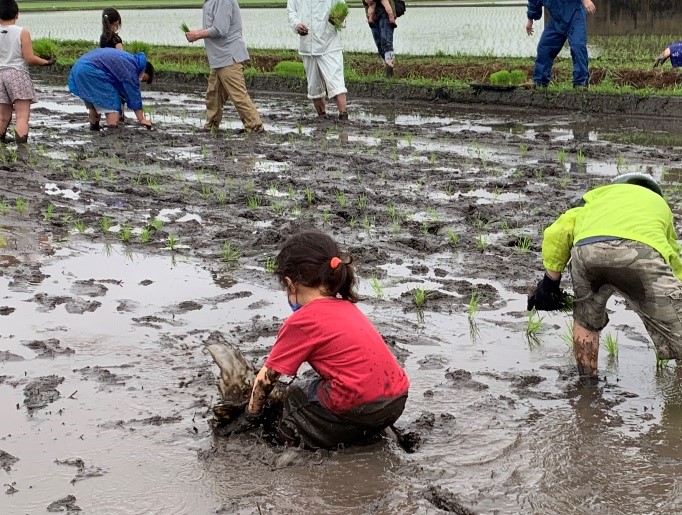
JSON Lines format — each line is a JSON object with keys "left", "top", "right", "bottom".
{"left": 32, "top": 38, "right": 57, "bottom": 59}
{"left": 273, "top": 61, "right": 305, "bottom": 79}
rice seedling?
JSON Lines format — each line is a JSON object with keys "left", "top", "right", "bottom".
{"left": 467, "top": 291, "right": 480, "bottom": 321}
{"left": 357, "top": 194, "right": 368, "bottom": 210}
{"left": 420, "top": 222, "right": 429, "bottom": 236}
{"left": 336, "top": 190, "right": 347, "bottom": 207}
{"left": 247, "top": 195, "right": 262, "bottom": 208}
{"left": 328, "top": 1, "right": 349, "bottom": 30}
{"left": 429, "top": 153, "right": 437, "bottom": 164}
{"left": 413, "top": 287, "right": 427, "bottom": 309}
{"left": 390, "top": 149, "right": 398, "bottom": 161}
{"left": 602, "top": 332, "right": 618, "bottom": 358}
{"left": 221, "top": 241, "right": 241, "bottom": 262}
{"left": 654, "top": 348, "right": 670, "bottom": 370}
{"left": 264, "top": 257, "right": 276, "bottom": 273}
{"left": 348, "top": 216, "right": 357, "bottom": 228}
{"left": 556, "top": 149, "right": 567, "bottom": 166}
{"left": 387, "top": 203, "right": 398, "bottom": 221}
{"left": 216, "top": 191, "right": 228, "bottom": 204}
{"left": 32, "top": 38, "right": 57, "bottom": 59}
{"left": 404, "top": 132, "right": 414, "bottom": 146}
{"left": 149, "top": 218, "right": 163, "bottom": 231}
{"left": 0, "top": 200, "right": 8, "bottom": 215}
{"left": 100, "top": 216, "right": 112, "bottom": 233}
{"left": 576, "top": 150, "right": 586, "bottom": 166}
{"left": 443, "top": 183, "right": 455, "bottom": 196}
{"left": 559, "top": 321, "right": 573, "bottom": 348}
{"left": 15, "top": 198, "right": 27, "bottom": 216}
{"left": 180, "top": 22, "right": 190, "bottom": 33}
{"left": 322, "top": 210, "right": 331, "bottom": 224}
{"left": 201, "top": 184, "right": 212, "bottom": 199}
{"left": 516, "top": 235, "right": 533, "bottom": 253}
{"left": 369, "top": 275, "right": 384, "bottom": 299}
{"left": 61, "top": 213, "right": 73, "bottom": 225}
{"left": 43, "top": 203, "right": 55, "bottom": 221}
{"left": 446, "top": 229, "right": 459, "bottom": 245}
{"left": 363, "top": 215, "right": 372, "bottom": 232}
{"left": 166, "top": 234, "right": 178, "bottom": 251}
{"left": 127, "top": 41, "right": 151, "bottom": 55}
{"left": 616, "top": 155, "right": 626, "bottom": 173}
{"left": 120, "top": 226, "right": 133, "bottom": 243}
{"left": 525, "top": 310, "right": 544, "bottom": 346}
{"left": 519, "top": 144, "right": 528, "bottom": 158}
{"left": 73, "top": 219, "right": 86, "bottom": 233}
{"left": 140, "top": 227, "right": 152, "bottom": 244}
{"left": 93, "top": 168, "right": 102, "bottom": 183}
{"left": 296, "top": 122, "right": 303, "bottom": 135}
{"left": 475, "top": 234, "right": 488, "bottom": 251}
{"left": 559, "top": 176, "right": 570, "bottom": 188}
{"left": 304, "top": 187, "right": 315, "bottom": 205}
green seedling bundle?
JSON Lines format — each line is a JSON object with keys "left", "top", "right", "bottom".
{"left": 328, "top": 1, "right": 349, "bottom": 30}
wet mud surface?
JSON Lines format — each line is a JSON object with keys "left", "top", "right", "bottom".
{"left": 2, "top": 84, "right": 682, "bottom": 513}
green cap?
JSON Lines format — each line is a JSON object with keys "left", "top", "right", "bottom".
{"left": 612, "top": 173, "right": 663, "bottom": 197}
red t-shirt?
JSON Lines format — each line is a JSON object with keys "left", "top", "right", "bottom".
{"left": 265, "top": 298, "right": 410, "bottom": 413}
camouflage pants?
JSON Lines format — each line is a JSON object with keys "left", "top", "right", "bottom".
{"left": 570, "top": 239, "right": 682, "bottom": 360}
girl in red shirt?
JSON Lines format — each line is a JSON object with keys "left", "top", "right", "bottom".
{"left": 243, "top": 230, "right": 409, "bottom": 449}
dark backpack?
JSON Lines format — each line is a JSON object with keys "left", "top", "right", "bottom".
{"left": 394, "top": 0, "right": 406, "bottom": 17}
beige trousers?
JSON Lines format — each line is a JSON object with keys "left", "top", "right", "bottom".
{"left": 205, "top": 63, "right": 262, "bottom": 132}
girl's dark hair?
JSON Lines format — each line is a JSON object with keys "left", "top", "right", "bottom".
{"left": 0, "top": 0, "right": 19, "bottom": 21}
{"left": 275, "top": 231, "right": 359, "bottom": 303}
{"left": 101, "top": 7, "right": 121, "bottom": 40}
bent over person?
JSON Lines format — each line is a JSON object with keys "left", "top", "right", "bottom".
{"left": 654, "top": 41, "right": 682, "bottom": 68}
{"left": 231, "top": 231, "right": 409, "bottom": 449}
{"left": 288, "top": 0, "right": 348, "bottom": 120}
{"left": 185, "top": 0, "right": 264, "bottom": 134}
{"left": 528, "top": 174, "right": 682, "bottom": 380}
{"left": 68, "top": 48, "right": 153, "bottom": 130}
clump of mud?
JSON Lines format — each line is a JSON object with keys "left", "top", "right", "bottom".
{"left": 46, "top": 494, "right": 81, "bottom": 513}
{"left": 23, "top": 375, "right": 65, "bottom": 410}
{"left": 0, "top": 450, "right": 19, "bottom": 472}
{"left": 424, "top": 485, "right": 476, "bottom": 514}
{"left": 23, "top": 338, "right": 75, "bottom": 358}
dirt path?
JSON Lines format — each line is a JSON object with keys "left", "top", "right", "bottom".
{"left": 1, "top": 85, "right": 682, "bottom": 513}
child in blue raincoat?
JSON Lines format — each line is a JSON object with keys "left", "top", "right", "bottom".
{"left": 525, "top": 0, "right": 596, "bottom": 88}
{"left": 654, "top": 41, "right": 682, "bottom": 68}
{"left": 68, "top": 47, "right": 153, "bottom": 131}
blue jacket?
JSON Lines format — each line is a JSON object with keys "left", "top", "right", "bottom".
{"left": 68, "top": 48, "right": 147, "bottom": 111}
{"left": 527, "top": 0, "right": 583, "bottom": 23}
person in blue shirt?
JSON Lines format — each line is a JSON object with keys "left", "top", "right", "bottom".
{"left": 654, "top": 41, "right": 682, "bottom": 68}
{"left": 68, "top": 48, "right": 153, "bottom": 131}
{"left": 525, "top": 0, "right": 596, "bottom": 89}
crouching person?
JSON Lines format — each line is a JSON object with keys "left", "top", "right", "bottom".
{"left": 654, "top": 41, "right": 682, "bottom": 68}
{"left": 528, "top": 173, "right": 682, "bottom": 381}
{"left": 236, "top": 231, "right": 409, "bottom": 449}
{"left": 68, "top": 47, "right": 153, "bottom": 131}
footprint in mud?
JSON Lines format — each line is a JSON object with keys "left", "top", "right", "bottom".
{"left": 71, "top": 279, "right": 109, "bottom": 297}
{"left": 23, "top": 338, "right": 75, "bottom": 358}
{"left": 46, "top": 495, "right": 81, "bottom": 513}
{"left": 0, "top": 450, "right": 19, "bottom": 472}
{"left": 23, "top": 375, "right": 65, "bottom": 411}
{"left": 32, "top": 293, "right": 102, "bottom": 314}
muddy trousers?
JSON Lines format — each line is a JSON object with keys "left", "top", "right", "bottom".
{"left": 205, "top": 63, "right": 263, "bottom": 132}
{"left": 370, "top": 16, "right": 395, "bottom": 65}
{"left": 533, "top": 7, "right": 588, "bottom": 87}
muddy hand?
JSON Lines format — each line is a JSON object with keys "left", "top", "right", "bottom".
{"left": 295, "top": 23, "right": 309, "bottom": 35}
{"left": 205, "top": 331, "right": 256, "bottom": 402}
{"left": 653, "top": 51, "right": 670, "bottom": 68}
{"left": 528, "top": 273, "right": 565, "bottom": 311}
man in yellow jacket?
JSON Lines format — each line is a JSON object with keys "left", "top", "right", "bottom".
{"left": 528, "top": 173, "right": 682, "bottom": 379}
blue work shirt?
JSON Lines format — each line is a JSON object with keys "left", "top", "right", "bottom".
{"left": 527, "top": 0, "right": 583, "bottom": 23}
{"left": 68, "top": 48, "right": 147, "bottom": 111}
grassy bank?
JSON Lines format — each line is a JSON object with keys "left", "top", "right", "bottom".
{"left": 39, "top": 38, "right": 682, "bottom": 96}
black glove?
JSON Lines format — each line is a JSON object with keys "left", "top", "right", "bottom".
{"left": 653, "top": 54, "right": 669, "bottom": 68}
{"left": 222, "top": 409, "right": 263, "bottom": 435}
{"left": 44, "top": 57, "right": 57, "bottom": 66}
{"left": 527, "top": 273, "right": 569, "bottom": 311}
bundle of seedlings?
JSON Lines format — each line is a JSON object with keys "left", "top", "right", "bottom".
{"left": 328, "top": 1, "right": 349, "bottom": 30}
{"left": 32, "top": 38, "right": 57, "bottom": 60}
{"left": 180, "top": 22, "right": 190, "bottom": 33}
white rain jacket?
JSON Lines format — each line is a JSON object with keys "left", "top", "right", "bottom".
{"left": 287, "top": 0, "right": 344, "bottom": 56}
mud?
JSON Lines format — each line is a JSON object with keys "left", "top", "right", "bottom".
{"left": 1, "top": 82, "right": 682, "bottom": 513}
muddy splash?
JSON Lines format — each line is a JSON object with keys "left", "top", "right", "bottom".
{"left": 1, "top": 84, "right": 682, "bottom": 513}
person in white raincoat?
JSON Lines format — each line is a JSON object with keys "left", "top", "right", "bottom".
{"left": 287, "top": 0, "right": 348, "bottom": 120}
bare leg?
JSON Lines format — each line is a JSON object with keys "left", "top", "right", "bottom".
{"left": 313, "top": 98, "right": 326, "bottom": 116}
{"left": 574, "top": 320, "right": 599, "bottom": 379}
{"left": 334, "top": 93, "right": 347, "bottom": 114}
{"left": 88, "top": 106, "right": 101, "bottom": 127}
{"left": 104, "top": 112, "right": 120, "bottom": 128}
{"left": 13, "top": 100, "right": 31, "bottom": 139}
{"left": 0, "top": 103, "right": 12, "bottom": 137}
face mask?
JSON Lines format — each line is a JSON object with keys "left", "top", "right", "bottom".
{"left": 288, "top": 298, "right": 302, "bottom": 312}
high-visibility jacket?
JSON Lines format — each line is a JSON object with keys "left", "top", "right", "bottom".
{"left": 542, "top": 184, "right": 682, "bottom": 281}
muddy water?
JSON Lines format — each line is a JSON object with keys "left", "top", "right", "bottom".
{"left": 2, "top": 85, "right": 682, "bottom": 513}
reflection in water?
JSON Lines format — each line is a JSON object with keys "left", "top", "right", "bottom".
{"left": 589, "top": 0, "right": 680, "bottom": 35}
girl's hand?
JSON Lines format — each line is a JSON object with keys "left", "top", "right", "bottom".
{"left": 44, "top": 57, "right": 57, "bottom": 66}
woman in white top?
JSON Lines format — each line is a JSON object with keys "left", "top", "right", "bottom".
{"left": 0, "top": 0, "right": 55, "bottom": 144}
